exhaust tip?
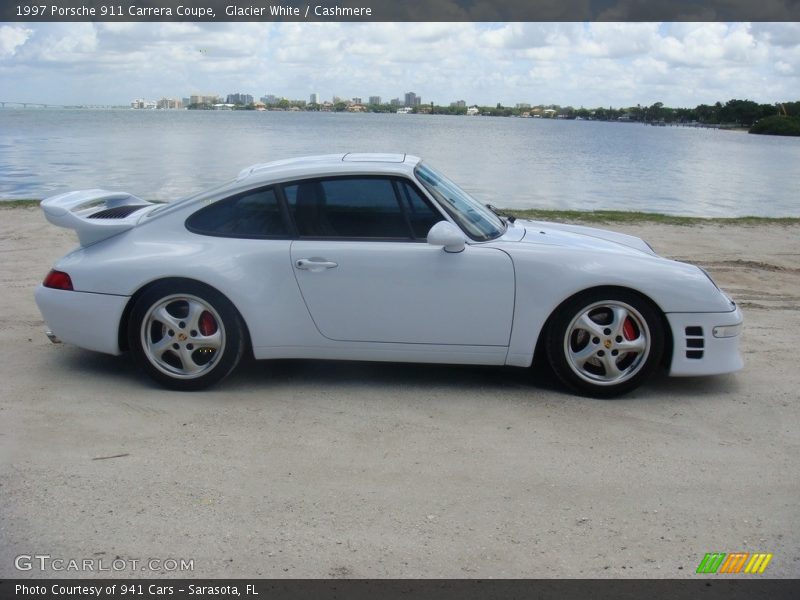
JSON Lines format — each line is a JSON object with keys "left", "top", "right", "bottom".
{"left": 45, "top": 330, "right": 62, "bottom": 344}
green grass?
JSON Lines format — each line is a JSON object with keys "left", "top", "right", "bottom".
{"left": 2, "top": 199, "right": 798, "bottom": 225}
{"left": 0, "top": 199, "right": 41, "bottom": 208}
{"left": 502, "top": 208, "right": 800, "bottom": 226}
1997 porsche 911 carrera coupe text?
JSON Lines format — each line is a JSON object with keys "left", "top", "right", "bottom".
{"left": 35, "top": 153, "right": 743, "bottom": 396}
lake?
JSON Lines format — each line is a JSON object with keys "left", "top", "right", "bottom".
{"left": 1, "top": 108, "right": 798, "bottom": 217}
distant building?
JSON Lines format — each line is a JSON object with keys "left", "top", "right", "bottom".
{"left": 226, "top": 93, "right": 254, "bottom": 105}
{"left": 190, "top": 94, "right": 221, "bottom": 106}
{"left": 450, "top": 100, "right": 466, "bottom": 108}
{"left": 390, "top": 98, "right": 401, "bottom": 106}
{"left": 156, "top": 97, "right": 182, "bottom": 110}
{"left": 404, "top": 92, "right": 421, "bottom": 107}
{"left": 352, "top": 97, "right": 362, "bottom": 105}
{"left": 131, "top": 99, "right": 156, "bottom": 109}
{"left": 310, "top": 93, "right": 320, "bottom": 104}
{"left": 369, "top": 96, "right": 381, "bottom": 105}
{"left": 261, "top": 94, "right": 279, "bottom": 106}
{"left": 515, "top": 102, "right": 531, "bottom": 109}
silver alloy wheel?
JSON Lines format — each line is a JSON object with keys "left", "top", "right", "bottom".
{"left": 563, "top": 300, "right": 651, "bottom": 386}
{"left": 140, "top": 293, "right": 226, "bottom": 379}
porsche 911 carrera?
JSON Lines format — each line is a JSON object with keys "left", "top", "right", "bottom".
{"left": 35, "top": 153, "right": 743, "bottom": 396}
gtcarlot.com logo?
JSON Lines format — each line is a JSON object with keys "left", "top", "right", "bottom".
{"left": 696, "top": 552, "right": 773, "bottom": 574}
{"left": 15, "top": 554, "right": 194, "bottom": 572}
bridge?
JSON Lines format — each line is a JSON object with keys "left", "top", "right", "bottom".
{"left": 0, "top": 101, "right": 54, "bottom": 108}
{"left": 0, "top": 101, "right": 123, "bottom": 109}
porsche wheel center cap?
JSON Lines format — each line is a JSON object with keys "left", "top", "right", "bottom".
{"left": 177, "top": 332, "right": 188, "bottom": 342}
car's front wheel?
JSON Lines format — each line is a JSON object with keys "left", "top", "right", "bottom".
{"left": 128, "top": 280, "right": 245, "bottom": 390}
{"left": 546, "top": 289, "right": 664, "bottom": 397}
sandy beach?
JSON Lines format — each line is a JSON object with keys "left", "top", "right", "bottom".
{"left": 1, "top": 205, "right": 798, "bottom": 578}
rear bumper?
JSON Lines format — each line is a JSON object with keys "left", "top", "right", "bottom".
{"left": 34, "top": 285, "right": 129, "bottom": 356}
{"left": 666, "top": 307, "right": 744, "bottom": 377}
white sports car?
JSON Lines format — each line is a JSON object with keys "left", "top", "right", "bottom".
{"left": 35, "top": 153, "right": 743, "bottom": 397}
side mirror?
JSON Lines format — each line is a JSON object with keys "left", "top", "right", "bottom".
{"left": 427, "top": 221, "right": 466, "bottom": 253}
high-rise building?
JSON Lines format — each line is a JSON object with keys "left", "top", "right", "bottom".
{"left": 404, "top": 92, "right": 421, "bottom": 107}
{"left": 369, "top": 96, "right": 381, "bottom": 105}
{"left": 227, "top": 93, "right": 254, "bottom": 105}
{"left": 310, "top": 93, "right": 320, "bottom": 104}
{"left": 157, "top": 97, "right": 182, "bottom": 109}
{"left": 352, "top": 97, "right": 362, "bottom": 105}
{"left": 450, "top": 100, "right": 466, "bottom": 108}
{"left": 190, "top": 94, "right": 220, "bottom": 106}
{"left": 390, "top": 98, "right": 401, "bottom": 106}
{"left": 261, "top": 94, "right": 279, "bottom": 105}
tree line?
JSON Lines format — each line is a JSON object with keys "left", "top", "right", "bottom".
{"left": 185, "top": 98, "right": 800, "bottom": 134}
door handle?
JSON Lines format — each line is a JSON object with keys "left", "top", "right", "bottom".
{"left": 295, "top": 258, "right": 338, "bottom": 271}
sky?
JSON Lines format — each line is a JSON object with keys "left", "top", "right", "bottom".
{"left": 0, "top": 21, "right": 798, "bottom": 108}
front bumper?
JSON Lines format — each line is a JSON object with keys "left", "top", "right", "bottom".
{"left": 666, "top": 306, "right": 744, "bottom": 377}
{"left": 34, "top": 285, "right": 129, "bottom": 356}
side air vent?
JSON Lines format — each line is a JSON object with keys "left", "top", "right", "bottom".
{"left": 88, "top": 205, "right": 147, "bottom": 219}
{"left": 685, "top": 326, "right": 704, "bottom": 359}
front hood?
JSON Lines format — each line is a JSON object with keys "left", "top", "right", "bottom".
{"left": 498, "top": 219, "right": 656, "bottom": 256}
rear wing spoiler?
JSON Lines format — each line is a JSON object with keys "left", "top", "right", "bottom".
{"left": 41, "top": 190, "right": 154, "bottom": 246}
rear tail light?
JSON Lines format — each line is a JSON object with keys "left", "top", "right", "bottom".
{"left": 43, "top": 270, "right": 73, "bottom": 290}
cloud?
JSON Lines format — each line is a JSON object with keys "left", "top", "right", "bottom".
{"left": 0, "top": 22, "right": 797, "bottom": 108}
{"left": 0, "top": 25, "right": 32, "bottom": 57}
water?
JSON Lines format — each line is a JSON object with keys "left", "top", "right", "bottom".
{"left": 1, "top": 108, "right": 798, "bottom": 217}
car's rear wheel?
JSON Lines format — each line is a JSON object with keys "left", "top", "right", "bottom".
{"left": 128, "top": 281, "right": 245, "bottom": 390}
{"left": 546, "top": 289, "right": 664, "bottom": 397}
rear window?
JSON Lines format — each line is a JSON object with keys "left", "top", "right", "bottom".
{"left": 185, "top": 188, "right": 289, "bottom": 238}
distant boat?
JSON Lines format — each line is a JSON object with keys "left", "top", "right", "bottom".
{"left": 396, "top": 107, "right": 413, "bottom": 114}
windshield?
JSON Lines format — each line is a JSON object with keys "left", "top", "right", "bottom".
{"left": 414, "top": 163, "right": 506, "bottom": 241}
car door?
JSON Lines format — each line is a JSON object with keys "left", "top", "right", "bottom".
{"left": 284, "top": 176, "right": 515, "bottom": 346}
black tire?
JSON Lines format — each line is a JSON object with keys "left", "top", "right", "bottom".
{"left": 545, "top": 288, "right": 664, "bottom": 398}
{"left": 128, "top": 280, "right": 245, "bottom": 391}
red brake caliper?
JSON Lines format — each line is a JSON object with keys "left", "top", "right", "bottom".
{"left": 198, "top": 311, "right": 218, "bottom": 336}
{"left": 622, "top": 317, "right": 637, "bottom": 360}
{"left": 622, "top": 317, "right": 637, "bottom": 341}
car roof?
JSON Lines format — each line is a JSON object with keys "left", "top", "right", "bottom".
{"left": 236, "top": 153, "right": 422, "bottom": 184}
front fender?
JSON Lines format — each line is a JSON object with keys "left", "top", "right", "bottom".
{"left": 501, "top": 245, "right": 735, "bottom": 367}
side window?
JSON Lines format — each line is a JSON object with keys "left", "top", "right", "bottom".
{"left": 399, "top": 181, "right": 443, "bottom": 239}
{"left": 284, "top": 177, "right": 412, "bottom": 239}
{"left": 186, "top": 188, "right": 288, "bottom": 238}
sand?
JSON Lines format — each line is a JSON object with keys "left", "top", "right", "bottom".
{"left": 1, "top": 206, "right": 798, "bottom": 578}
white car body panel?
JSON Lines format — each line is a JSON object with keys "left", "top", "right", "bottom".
{"left": 34, "top": 286, "right": 128, "bottom": 355}
{"left": 34, "top": 153, "right": 743, "bottom": 387}
{"left": 290, "top": 241, "right": 515, "bottom": 345}
{"left": 666, "top": 308, "right": 745, "bottom": 376}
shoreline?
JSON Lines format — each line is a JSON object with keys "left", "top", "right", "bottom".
{"left": 4, "top": 199, "right": 799, "bottom": 226}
